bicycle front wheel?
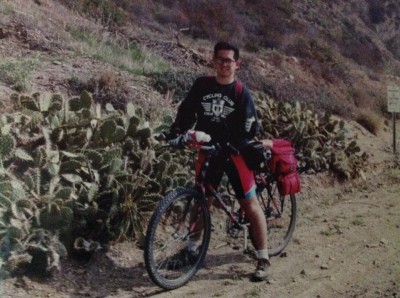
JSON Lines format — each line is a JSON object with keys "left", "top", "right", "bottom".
{"left": 144, "top": 188, "right": 211, "bottom": 290}
{"left": 258, "top": 181, "right": 297, "bottom": 256}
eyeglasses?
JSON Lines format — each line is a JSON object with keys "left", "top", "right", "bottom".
{"left": 214, "top": 57, "right": 237, "bottom": 65}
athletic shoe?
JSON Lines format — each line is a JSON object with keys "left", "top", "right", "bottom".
{"left": 252, "top": 258, "right": 270, "bottom": 281}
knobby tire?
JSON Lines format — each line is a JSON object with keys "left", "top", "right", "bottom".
{"left": 260, "top": 181, "right": 297, "bottom": 256}
{"left": 144, "top": 188, "right": 211, "bottom": 290}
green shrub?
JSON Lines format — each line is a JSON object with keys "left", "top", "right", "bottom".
{"left": 150, "top": 70, "right": 199, "bottom": 102}
{"left": 58, "top": 0, "right": 127, "bottom": 27}
{"left": 0, "top": 58, "right": 38, "bottom": 92}
{"left": 68, "top": 27, "right": 169, "bottom": 74}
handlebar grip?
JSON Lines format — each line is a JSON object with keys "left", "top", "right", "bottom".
{"left": 167, "top": 135, "right": 186, "bottom": 147}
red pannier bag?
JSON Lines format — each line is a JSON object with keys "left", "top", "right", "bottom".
{"left": 268, "top": 139, "right": 297, "bottom": 174}
{"left": 268, "top": 139, "right": 301, "bottom": 195}
{"left": 278, "top": 172, "right": 301, "bottom": 195}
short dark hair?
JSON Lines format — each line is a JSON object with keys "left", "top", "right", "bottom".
{"left": 213, "top": 41, "right": 239, "bottom": 60}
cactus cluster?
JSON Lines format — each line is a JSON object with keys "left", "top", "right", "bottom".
{"left": 256, "top": 95, "right": 369, "bottom": 179}
{"left": 0, "top": 91, "right": 191, "bottom": 275}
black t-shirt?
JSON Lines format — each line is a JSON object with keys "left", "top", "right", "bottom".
{"left": 171, "top": 76, "right": 259, "bottom": 147}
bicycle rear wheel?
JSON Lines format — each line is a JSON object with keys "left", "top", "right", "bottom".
{"left": 144, "top": 188, "right": 211, "bottom": 290}
{"left": 258, "top": 181, "right": 297, "bottom": 256}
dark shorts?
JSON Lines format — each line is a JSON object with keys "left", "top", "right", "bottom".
{"left": 195, "top": 151, "right": 256, "bottom": 199}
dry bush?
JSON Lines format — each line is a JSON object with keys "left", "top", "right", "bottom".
{"left": 67, "top": 75, "right": 87, "bottom": 94}
{"left": 348, "top": 83, "right": 388, "bottom": 118}
{"left": 86, "top": 70, "right": 131, "bottom": 110}
{"left": 348, "top": 86, "right": 367, "bottom": 107}
{"left": 180, "top": 0, "right": 246, "bottom": 44}
{"left": 57, "top": 0, "right": 128, "bottom": 27}
{"left": 83, "top": 70, "right": 170, "bottom": 113}
{"left": 95, "top": 70, "right": 118, "bottom": 91}
{"left": 149, "top": 69, "right": 198, "bottom": 103}
{"left": 266, "top": 50, "right": 285, "bottom": 68}
{"left": 288, "top": 36, "right": 351, "bottom": 85}
{"left": 355, "top": 109, "right": 381, "bottom": 135}
{"left": 287, "top": 32, "right": 338, "bottom": 63}
{"left": 125, "top": 0, "right": 247, "bottom": 45}
{"left": 300, "top": 59, "right": 339, "bottom": 84}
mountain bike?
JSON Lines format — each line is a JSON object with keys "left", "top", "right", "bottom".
{"left": 144, "top": 134, "right": 297, "bottom": 290}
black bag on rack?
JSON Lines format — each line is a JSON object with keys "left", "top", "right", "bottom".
{"left": 240, "top": 141, "right": 269, "bottom": 171}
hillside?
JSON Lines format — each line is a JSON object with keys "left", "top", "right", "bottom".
{"left": 1, "top": 0, "right": 400, "bottom": 297}
{"left": 1, "top": 0, "right": 400, "bottom": 119}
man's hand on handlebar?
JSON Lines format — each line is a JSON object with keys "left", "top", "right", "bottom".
{"left": 164, "top": 130, "right": 212, "bottom": 149}
{"left": 167, "top": 134, "right": 187, "bottom": 147}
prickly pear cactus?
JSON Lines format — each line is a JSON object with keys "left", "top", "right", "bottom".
{"left": 255, "top": 94, "right": 368, "bottom": 179}
{"left": 0, "top": 91, "right": 192, "bottom": 275}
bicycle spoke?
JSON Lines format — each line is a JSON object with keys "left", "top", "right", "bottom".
{"left": 144, "top": 188, "right": 211, "bottom": 290}
{"left": 258, "top": 181, "right": 297, "bottom": 256}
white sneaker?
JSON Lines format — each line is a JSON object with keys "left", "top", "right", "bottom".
{"left": 252, "top": 258, "right": 270, "bottom": 281}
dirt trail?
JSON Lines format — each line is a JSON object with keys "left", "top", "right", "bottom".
{"left": 148, "top": 180, "right": 400, "bottom": 298}
{"left": 1, "top": 171, "right": 399, "bottom": 298}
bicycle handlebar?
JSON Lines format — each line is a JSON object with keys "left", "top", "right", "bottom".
{"left": 162, "top": 130, "right": 242, "bottom": 157}
{"left": 165, "top": 130, "right": 211, "bottom": 147}
{"left": 166, "top": 139, "right": 219, "bottom": 153}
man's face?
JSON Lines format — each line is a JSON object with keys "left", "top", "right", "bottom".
{"left": 213, "top": 50, "right": 240, "bottom": 79}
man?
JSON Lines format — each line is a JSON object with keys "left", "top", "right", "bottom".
{"left": 169, "top": 41, "right": 270, "bottom": 281}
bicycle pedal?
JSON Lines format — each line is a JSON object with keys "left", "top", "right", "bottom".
{"left": 243, "top": 248, "right": 257, "bottom": 260}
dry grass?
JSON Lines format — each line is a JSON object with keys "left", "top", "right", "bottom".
{"left": 0, "top": 57, "right": 39, "bottom": 92}
{"left": 85, "top": 70, "right": 130, "bottom": 110}
{"left": 355, "top": 109, "right": 382, "bottom": 135}
{"left": 65, "top": 22, "right": 170, "bottom": 74}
